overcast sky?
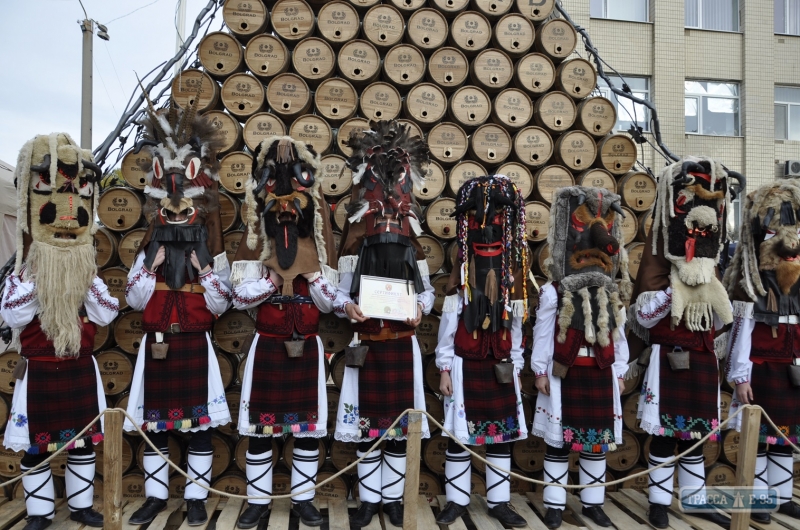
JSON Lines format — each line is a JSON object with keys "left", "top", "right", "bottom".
{"left": 0, "top": 0, "right": 218, "bottom": 167}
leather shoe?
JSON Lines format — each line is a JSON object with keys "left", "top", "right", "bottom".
{"left": 22, "top": 517, "right": 51, "bottom": 530}
{"left": 648, "top": 503, "right": 669, "bottom": 529}
{"left": 543, "top": 508, "right": 563, "bottom": 529}
{"left": 488, "top": 503, "right": 527, "bottom": 528}
{"left": 70, "top": 508, "right": 103, "bottom": 527}
{"left": 350, "top": 501, "right": 380, "bottom": 527}
{"left": 779, "top": 501, "right": 800, "bottom": 519}
{"left": 291, "top": 501, "right": 323, "bottom": 526}
{"left": 382, "top": 501, "right": 404, "bottom": 526}
{"left": 129, "top": 497, "right": 168, "bottom": 525}
{"left": 435, "top": 501, "right": 468, "bottom": 525}
{"left": 750, "top": 511, "right": 771, "bottom": 524}
{"left": 581, "top": 506, "right": 612, "bottom": 527}
{"left": 237, "top": 503, "right": 270, "bottom": 529}
{"left": 186, "top": 499, "right": 208, "bottom": 526}
{"left": 698, "top": 510, "right": 730, "bottom": 528}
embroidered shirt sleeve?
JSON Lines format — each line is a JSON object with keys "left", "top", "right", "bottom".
{"left": 85, "top": 277, "right": 120, "bottom": 326}
{"left": 333, "top": 271, "right": 355, "bottom": 318}
{"left": 232, "top": 278, "right": 276, "bottom": 310}
{"left": 125, "top": 252, "right": 157, "bottom": 311}
{"left": 636, "top": 288, "right": 672, "bottom": 328}
{"left": 200, "top": 270, "right": 233, "bottom": 314}
{"left": 309, "top": 275, "right": 336, "bottom": 313}
{"left": 531, "top": 283, "right": 557, "bottom": 377}
{"left": 0, "top": 274, "right": 39, "bottom": 328}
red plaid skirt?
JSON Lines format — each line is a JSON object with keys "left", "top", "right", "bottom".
{"left": 357, "top": 337, "right": 415, "bottom": 438}
{"left": 656, "top": 348, "right": 719, "bottom": 438}
{"left": 750, "top": 361, "right": 800, "bottom": 445}
{"left": 247, "top": 335, "right": 320, "bottom": 433}
{"left": 142, "top": 332, "right": 210, "bottom": 430}
{"left": 461, "top": 357, "right": 522, "bottom": 444}
{"left": 560, "top": 363, "right": 615, "bottom": 451}
{"left": 26, "top": 356, "right": 102, "bottom": 454}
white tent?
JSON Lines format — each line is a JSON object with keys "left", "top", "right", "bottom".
{"left": 0, "top": 159, "right": 16, "bottom": 269}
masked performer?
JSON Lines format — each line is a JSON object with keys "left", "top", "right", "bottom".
{"left": 332, "top": 120, "right": 434, "bottom": 528}
{"left": 724, "top": 180, "right": 800, "bottom": 523}
{"left": 433, "top": 175, "right": 529, "bottom": 527}
{"left": 229, "top": 136, "right": 338, "bottom": 528}
{"left": 1, "top": 133, "right": 118, "bottom": 530}
{"left": 629, "top": 158, "right": 740, "bottom": 529}
{"left": 530, "top": 187, "right": 630, "bottom": 529}
{"left": 123, "top": 93, "right": 232, "bottom": 526}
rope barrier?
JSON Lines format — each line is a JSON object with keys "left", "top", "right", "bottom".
{"left": 0, "top": 403, "right": 796, "bottom": 499}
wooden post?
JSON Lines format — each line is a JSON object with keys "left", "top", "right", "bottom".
{"left": 402, "top": 412, "right": 422, "bottom": 530}
{"left": 104, "top": 409, "right": 124, "bottom": 530}
{"left": 729, "top": 406, "right": 761, "bottom": 530}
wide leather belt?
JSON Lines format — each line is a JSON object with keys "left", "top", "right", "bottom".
{"left": 165, "top": 323, "right": 182, "bottom": 334}
{"left": 577, "top": 346, "right": 596, "bottom": 358}
{"left": 778, "top": 315, "right": 800, "bottom": 324}
{"left": 154, "top": 282, "right": 206, "bottom": 294}
{"left": 360, "top": 328, "right": 415, "bottom": 342}
{"left": 794, "top": 358, "right": 800, "bottom": 366}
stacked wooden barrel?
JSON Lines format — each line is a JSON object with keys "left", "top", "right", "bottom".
{"left": 3, "top": 0, "right": 776, "bottom": 504}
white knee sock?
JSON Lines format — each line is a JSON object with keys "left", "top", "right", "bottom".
{"left": 246, "top": 449, "right": 273, "bottom": 506}
{"left": 291, "top": 447, "right": 319, "bottom": 503}
{"left": 647, "top": 454, "right": 675, "bottom": 506}
{"left": 444, "top": 450, "right": 471, "bottom": 507}
{"left": 356, "top": 449, "right": 382, "bottom": 504}
{"left": 579, "top": 452, "right": 606, "bottom": 508}
{"left": 543, "top": 452, "right": 569, "bottom": 510}
{"left": 21, "top": 463, "right": 55, "bottom": 519}
{"left": 65, "top": 453, "right": 96, "bottom": 512}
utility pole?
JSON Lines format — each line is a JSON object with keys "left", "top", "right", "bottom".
{"left": 174, "top": 0, "right": 187, "bottom": 77}
{"left": 79, "top": 18, "right": 94, "bottom": 150}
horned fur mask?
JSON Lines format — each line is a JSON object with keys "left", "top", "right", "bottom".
{"left": 13, "top": 132, "right": 103, "bottom": 356}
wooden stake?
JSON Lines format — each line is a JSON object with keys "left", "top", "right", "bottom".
{"left": 103, "top": 408, "right": 124, "bottom": 530}
{"left": 730, "top": 406, "right": 761, "bottom": 530}
{"left": 403, "top": 411, "right": 423, "bottom": 530}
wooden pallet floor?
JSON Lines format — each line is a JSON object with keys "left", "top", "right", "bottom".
{"left": 0, "top": 488, "right": 797, "bottom": 529}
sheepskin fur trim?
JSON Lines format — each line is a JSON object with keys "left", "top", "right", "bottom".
{"left": 556, "top": 291, "right": 574, "bottom": 344}
{"left": 623, "top": 359, "right": 644, "bottom": 381}
{"left": 338, "top": 255, "right": 359, "bottom": 274}
{"left": 715, "top": 330, "right": 730, "bottom": 361}
{"left": 628, "top": 290, "right": 661, "bottom": 342}
{"left": 442, "top": 294, "right": 460, "bottom": 313}
{"left": 670, "top": 265, "right": 733, "bottom": 329}
{"left": 230, "top": 260, "right": 264, "bottom": 285}
{"left": 417, "top": 259, "right": 430, "bottom": 278}
{"left": 579, "top": 287, "right": 596, "bottom": 344}
{"left": 731, "top": 300, "right": 754, "bottom": 319}
{"left": 213, "top": 252, "right": 229, "bottom": 274}
{"left": 510, "top": 299, "right": 526, "bottom": 318}
{"left": 321, "top": 263, "right": 338, "bottom": 289}
{"left": 595, "top": 286, "right": 610, "bottom": 347}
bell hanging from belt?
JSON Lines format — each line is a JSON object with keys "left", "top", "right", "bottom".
{"left": 345, "top": 333, "right": 369, "bottom": 367}
{"left": 667, "top": 347, "right": 690, "bottom": 371}
{"left": 788, "top": 360, "right": 800, "bottom": 388}
{"left": 284, "top": 331, "right": 306, "bottom": 358}
{"left": 494, "top": 359, "right": 514, "bottom": 384}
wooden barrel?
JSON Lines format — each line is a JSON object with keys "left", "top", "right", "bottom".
{"left": 532, "top": 242, "right": 550, "bottom": 277}
{"left": 337, "top": 40, "right": 382, "bottom": 88}
{"left": 424, "top": 197, "right": 457, "bottom": 240}
{"left": 336, "top": 118, "right": 371, "bottom": 157}
{"left": 360, "top": 82, "right": 403, "bottom": 122}
{"left": 266, "top": 73, "right": 312, "bottom": 120}
{"left": 210, "top": 471, "right": 248, "bottom": 499}
{"left": 318, "top": 313, "right": 353, "bottom": 354}
{"left": 234, "top": 437, "right": 280, "bottom": 473}
{"left": 469, "top": 124, "right": 512, "bottom": 166}
{"left": 533, "top": 91, "right": 577, "bottom": 133}
{"left": 576, "top": 97, "right": 618, "bottom": 137}
{"left": 493, "top": 14, "right": 535, "bottom": 58}
{"left": 121, "top": 471, "right": 146, "bottom": 502}
{"left": 204, "top": 110, "right": 244, "bottom": 155}
{"left": 431, "top": 273, "right": 451, "bottom": 315}
{"left": 98, "top": 187, "right": 143, "bottom": 232}
{"left": 270, "top": 0, "right": 315, "bottom": 42}
{"left": 721, "top": 429, "right": 739, "bottom": 465}
{"left": 315, "top": 78, "right": 358, "bottom": 125}
{"left": 95, "top": 436, "right": 135, "bottom": 476}
{"left": 289, "top": 114, "right": 333, "bottom": 155}
{"left": 135, "top": 434, "right": 183, "bottom": 472}
{"left": 0, "top": 436, "right": 22, "bottom": 478}
{"left": 473, "top": 0, "right": 513, "bottom": 18}
{"left": 405, "top": 83, "right": 448, "bottom": 127}
{"left": 210, "top": 432, "right": 235, "bottom": 478}
{"left": 509, "top": 465, "right": 534, "bottom": 494}
{"left": 218, "top": 151, "right": 253, "bottom": 195}
{"left": 0, "top": 395, "right": 8, "bottom": 436}
{"left": 383, "top": 44, "right": 426, "bottom": 88}
{"left": 470, "top": 48, "right": 513, "bottom": 93}
{"left": 223, "top": 0, "right": 269, "bottom": 43}
{"left": 362, "top": 4, "right": 405, "bottom": 50}
{"left": 171, "top": 69, "right": 220, "bottom": 112}
{"left": 430, "top": 0, "right": 470, "bottom": 17}
{"left": 419, "top": 469, "right": 443, "bottom": 503}
{"left": 332, "top": 196, "right": 350, "bottom": 233}
{"left": 414, "top": 161, "right": 447, "bottom": 204}
{"left": 719, "top": 391, "right": 732, "bottom": 425}
{"left": 216, "top": 352, "right": 236, "bottom": 390}
{"left": 622, "top": 392, "right": 645, "bottom": 434}
{"left": 119, "top": 149, "right": 151, "bottom": 190}
{"left": 316, "top": 465, "right": 352, "bottom": 501}
{"left": 213, "top": 310, "right": 256, "bottom": 354}
{"left": 492, "top": 88, "right": 533, "bottom": 130}
{"left": 243, "top": 113, "right": 287, "bottom": 152}
{"left": 703, "top": 437, "right": 721, "bottom": 468}
{"left": 118, "top": 228, "right": 147, "bottom": 270}
{"left": 93, "top": 322, "right": 113, "bottom": 353}
{"left": 448, "top": 85, "right": 491, "bottom": 129}
{"left": 244, "top": 34, "right": 290, "bottom": 80}
{"left": 515, "top": 53, "right": 556, "bottom": 96}
{"left": 319, "top": 154, "right": 352, "bottom": 199}
{"left": 512, "top": 436, "right": 546, "bottom": 472}
{"left": 618, "top": 171, "right": 657, "bottom": 213}
{"left": 273, "top": 464, "right": 292, "bottom": 495}
{"left": 524, "top": 201, "right": 550, "bottom": 242}
{"left": 621, "top": 466, "right": 650, "bottom": 492}
{"left": 218, "top": 386, "right": 242, "bottom": 436}
{"left": 218, "top": 192, "right": 241, "bottom": 233}
{"left": 607, "top": 431, "right": 640, "bottom": 472}
{"left": 330, "top": 439, "right": 358, "bottom": 475}
{"left": 513, "top": 0, "right": 555, "bottom": 21}
{"left": 498, "top": 162, "right": 534, "bottom": 200}
{"left": 595, "top": 135, "right": 638, "bottom": 176}
{"left": 282, "top": 437, "right": 327, "bottom": 471}
{"left": 555, "top": 58, "right": 597, "bottom": 100}
{"left": 316, "top": 2, "right": 360, "bottom": 46}
{"left": 422, "top": 435, "right": 449, "bottom": 474}
{"left": 534, "top": 18, "right": 578, "bottom": 62}
{"left": 96, "top": 350, "right": 133, "bottom": 396}
{"left": 225, "top": 228, "right": 244, "bottom": 261}
{"left": 423, "top": 355, "right": 442, "bottom": 393}
{"left": 626, "top": 242, "right": 645, "bottom": 280}
{"left": 199, "top": 32, "right": 245, "bottom": 79}
{"left": 400, "top": 119, "right": 425, "bottom": 142}
{"left": 113, "top": 311, "right": 144, "bottom": 355}
{"left": 94, "top": 227, "right": 118, "bottom": 269}
{"left": 577, "top": 168, "right": 616, "bottom": 195}
{"left": 389, "top": 0, "right": 426, "bottom": 12}
{"left": 449, "top": 11, "right": 492, "bottom": 56}
{"left": 706, "top": 463, "right": 736, "bottom": 487}
{"left": 427, "top": 47, "right": 469, "bottom": 91}
{"left": 417, "top": 234, "right": 446, "bottom": 274}
{"left": 533, "top": 165, "right": 574, "bottom": 205}
{"left": 513, "top": 126, "right": 553, "bottom": 168}
{"left": 552, "top": 130, "right": 597, "bottom": 173}
{"left": 327, "top": 385, "right": 340, "bottom": 430}
{"left": 407, "top": 9, "right": 449, "bottom": 51}
{"left": 471, "top": 472, "right": 487, "bottom": 496}
{"left": 292, "top": 37, "right": 335, "bottom": 87}
{"left": 618, "top": 206, "right": 638, "bottom": 246}
{"left": 448, "top": 160, "right": 488, "bottom": 195}
{"left": 416, "top": 314, "right": 441, "bottom": 356}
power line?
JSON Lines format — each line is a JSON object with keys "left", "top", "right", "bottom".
{"left": 94, "top": 56, "right": 119, "bottom": 119}
{"left": 103, "top": 41, "right": 127, "bottom": 98}
{"left": 104, "top": 0, "right": 163, "bottom": 25}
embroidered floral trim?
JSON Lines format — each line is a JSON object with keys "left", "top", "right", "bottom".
{"left": 89, "top": 283, "right": 120, "bottom": 312}
{"left": 333, "top": 303, "right": 348, "bottom": 318}
{"left": 562, "top": 425, "right": 617, "bottom": 453}
{"left": 726, "top": 317, "right": 744, "bottom": 379}
{"left": 204, "top": 276, "right": 232, "bottom": 302}
{"left": 535, "top": 371, "right": 548, "bottom": 378}
{"left": 28, "top": 425, "right": 102, "bottom": 454}
{"left": 638, "top": 293, "right": 672, "bottom": 321}
{"left": 232, "top": 289, "right": 272, "bottom": 307}
{"left": 758, "top": 423, "right": 800, "bottom": 445}
{"left": 2, "top": 276, "right": 36, "bottom": 310}
{"left": 125, "top": 269, "right": 153, "bottom": 296}
{"left": 342, "top": 403, "right": 358, "bottom": 425}
{"left": 464, "top": 416, "right": 523, "bottom": 444}
{"left": 12, "top": 413, "right": 27, "bottom": 427}
{"left": 656, "top": 413, "right": 720, "bottom": 441}
{"left": 640, "top": 385, "right": 656, "bottom": 404}
{"left": 313, "top": 277, "right": 337, "bottom": 302}
{"left": 141, "top": 398, "right": 222, "bottom": 432}
{"left": 733, "top": 377, "right": 749, "bottom": 385}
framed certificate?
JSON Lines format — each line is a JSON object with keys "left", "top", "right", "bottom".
{"left": 359, "top": 276, "right": 417, "bottom": 321}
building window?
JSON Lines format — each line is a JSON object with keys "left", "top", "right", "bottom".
{"left": 685, "top": 0, "right": 739, "bottom": 31}
{"left": 597, "top": 77, "right": 650, "bottom": 133}
{"left": 685, "top": 81, "right": 740, "bottom": 136}
{"left": 775, "top": 86, "right": 800, "bottom": 141}
{"left": 775, "top": 0, "right": 800, "bottom": 35}
{"left": 590, "top": 0, "right": 649, "bottom": 22}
